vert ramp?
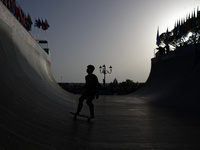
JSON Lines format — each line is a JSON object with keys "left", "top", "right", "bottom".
{"left": 0, "top": 3, "right": 78, "bottom": 149}
{"left": 134, "top": 44, "right": 200, "bottom": 110}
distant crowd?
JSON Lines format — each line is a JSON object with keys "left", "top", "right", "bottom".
{"left": 59, "top": 79, "right": 144, "bottom": 95}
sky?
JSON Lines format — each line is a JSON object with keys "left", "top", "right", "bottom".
{"left": 19, "top": 0, "right": 200, "bottom": 83}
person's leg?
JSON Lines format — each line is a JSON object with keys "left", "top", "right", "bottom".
{"left": 76, "top": 96, "right": 85, "bottom": 114}
{"left": 86, "top": 99, "right": 94, "bottom": 117}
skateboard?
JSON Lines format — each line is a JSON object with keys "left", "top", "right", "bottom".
{"left": 70, "top": 112, "right": 94, "bottom": 122}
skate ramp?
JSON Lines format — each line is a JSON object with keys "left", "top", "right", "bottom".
{"left": 0, "top": 3, "right": 78, "bottom": 149}
{"left": 134, "top": 44, "right": 200, "bottom": 110}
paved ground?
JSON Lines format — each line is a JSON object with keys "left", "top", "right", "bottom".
{"left": 1, "top": 95, "right": 200, "bottom": 150}
{"left": 66, "top": 95, "right": 200, "bottom": 150}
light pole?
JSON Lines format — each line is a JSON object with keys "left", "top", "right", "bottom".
{"left": 99, "top": 65, "right": 112, "bottom": 88}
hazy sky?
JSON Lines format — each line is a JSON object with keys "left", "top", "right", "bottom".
{"left": 19, "top": 0, "right": 199, "bottom": 83}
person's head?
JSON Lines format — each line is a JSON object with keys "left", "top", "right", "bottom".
{"left": 87, "top": 65, "right": 95, "bottom": 74}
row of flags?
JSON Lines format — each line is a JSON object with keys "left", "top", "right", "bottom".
{"left": 1, "top": 0, "right": 50, "bottom": 31}
{"left": 156, "top": 6, "right": 200, "bottom": 47}
{"left": 34, "top": 18, "right": 50, "bottom": 30}
{"left": 1, "top": 0, "right": 33, "bottom": 31}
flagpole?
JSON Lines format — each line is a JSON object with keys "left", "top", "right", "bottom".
{"left": 45, "top": 30, "right": 46, "bottom": 40}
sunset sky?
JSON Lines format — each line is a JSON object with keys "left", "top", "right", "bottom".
{"left": 20, "top": 0, "right": 200, "bottom": 83}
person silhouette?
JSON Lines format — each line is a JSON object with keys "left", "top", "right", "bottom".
{"left": 74, "top": 65, "right": 101, "bottom": 119}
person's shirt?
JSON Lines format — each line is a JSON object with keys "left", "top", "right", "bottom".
{"left": 85, "top": 74, "right": 100, "bottom": 90}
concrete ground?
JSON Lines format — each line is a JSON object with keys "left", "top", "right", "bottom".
{"left": 67, "top": 95, "right": 200, "bottom": 150}
{"left": 2, "top": 95, "right": 200, "bottom": 150}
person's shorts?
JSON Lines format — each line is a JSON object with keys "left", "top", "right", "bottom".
{"left": 81, "top": 90, "right": 96, "bottom": 100}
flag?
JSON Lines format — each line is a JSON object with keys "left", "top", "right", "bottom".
{"left": 191, "top": 10, "right": 197, "bottom": 30}
{"left": 182, "top": 17, "right": 188, "bottom": 35}
{"left": 10, "top": 0, "right": 15, "bottom": 15}
{"left": 34, "top": 19, "right": 39, "bottom": 28}
{"left": 173, "top": 22, "right": 177, "bottom": 37}
{"left": 18, "top": 6, "right": 26, "bottom": 26}
{"left": 166, "top": 28, "right": 169, "bottom": 45}
{"left": 42, "top": 19, "right": 50, "bottom": 30}
{"left": 44, "top": 19, "right": 50, "bottom": 30}
{"left": 13, "top": 0, "right": 18, "bottom": 16}
{"left": 156, "top": 27, "right": 160, "bottom": 47}
{"left": 42, "top": 20, "right": 45, "bottom": 30}
{"left": 177, "top": 20, "right": 181, "bottom": 36}
{"left": 26, "top": 13, "right": 33, "bottom": 31}
{"left": 3, "top": 0, "right": 6, "bottom": 5}
{"left": 7, "top": 0, "right": 10, "bottom": 10}
{"left": 197, "top": 6, "right": 200, "bottom": 26}
{"left": 34, "top": 18, "right": 42, "bottom": 28}
{"left": 27, "top": 13, "right": 32, "bottom": 25}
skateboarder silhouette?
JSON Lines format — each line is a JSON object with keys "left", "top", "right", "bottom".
{"left": 74, "top": 65, "right": 101, "bottom": 119}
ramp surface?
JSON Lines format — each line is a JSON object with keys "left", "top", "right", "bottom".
{"left": 1, "top": 2, "right": 200, "bottom": 149}
{"left": 135, "top": 44, "right": 200, "bottom": 110}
